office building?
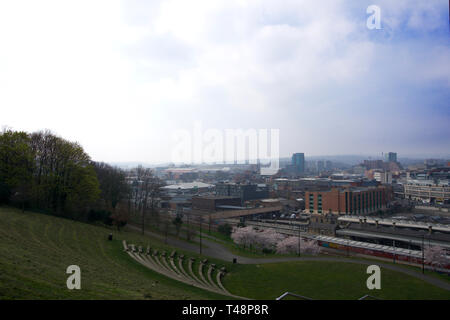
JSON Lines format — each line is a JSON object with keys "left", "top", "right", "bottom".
{"left": 305, "top": 186, "right": 392, "bottom": 215}
{"left": 292, "top": 153, "right": 305, "bottom": 174}
{"left": 387, "top": 152, "right": 397, "bottom": 163}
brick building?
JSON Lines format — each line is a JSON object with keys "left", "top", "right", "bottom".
{"left": 192, "top": 195, "right": 242, "bottom": 211}
{"left": 215, "top": 182, "right": 269, "bottom": 204}
{"left": 305, "top": 186, "right": 392, "bottom": 215}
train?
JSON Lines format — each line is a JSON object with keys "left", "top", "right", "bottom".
{"left": 315, "top": 235, "right": 450, "bottom": 270}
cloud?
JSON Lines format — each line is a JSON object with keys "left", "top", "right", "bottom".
{"left": 0, "top": 0, "right": 448, "bottom": 162}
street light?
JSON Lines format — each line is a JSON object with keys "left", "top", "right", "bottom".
{"left": 347, "top": 238, "right": 349, "bottom": 257}
{"left": 393, "top": 240, "right": 396, "bottom": 264}
{"left": 422, "top": 235, "right": 425, "bottom": 274}
{"left": 298, "top": 225, "right": 301, "bottom": 257}
{"left": 199, "top": 216, "right": 203, "bottom": 255}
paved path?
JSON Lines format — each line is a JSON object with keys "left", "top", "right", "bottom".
{"left": 127, "top": 224, "right": 450, "bottom": 291}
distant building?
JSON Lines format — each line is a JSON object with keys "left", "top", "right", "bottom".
{"left": 192, "top": 195, "right": 242, "bottom": 211}
{"left": 161, "top": 181, "right": 214, "bottom": 194}
{"left": 404, "top": 179, "right": 450, "bottom": 204}
{"left": 316, "top": 160, "right": 325, "bottom": 174}
{"left": 386, "top": 152, "right": 397, "bottom": 163}
{"left": 215, "top": 182, "right": 269, "bottom": 205}
{"left": 305, "top": 186, "right": 392, "bottom": 215}
{"left": 291, "top": 153, "right": 305, "bottom": 174}
{"left": 363, "top": 160, "right": 384, "bottom": 170}
{"left": 373, "top": 171, "right": 392, "bottom": 184}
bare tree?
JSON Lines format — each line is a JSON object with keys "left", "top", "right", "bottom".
{"left": 131, "top": 166, "right": 164, "bottom": 235}
{"left": 110, "top": 203, "right": 130, "bottom": 231}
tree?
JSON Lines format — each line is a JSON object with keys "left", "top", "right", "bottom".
{"left": 424, "top": 245, "right": 449, "bottom": 270}
{"left": 0, "top": 129, "right": 34, "bottom": 205}
{"left": 10, "top": 184, "right": 32, "bottom": 213}
{"left": 93, "top": 162, "right": 129, "bottom": 211}
{"left": 276, "top": 236, "right": 299, "bottom": 254}
{"left": 276, "top": 237, "right": 321, "bottom": 255}
{"left": 163, "top": 219, "right": 170, "bottom": 244}
{"left": 172, "top": 214, "right": 183, "bottom": 236}
{"left": 131, "top": 166, "right": 164, "bottom": 235}
{"left": 218, "top": 223, "right": 233, "bottom": 237}
{"left": 231, "top": 226, "right": 257, "bottom": 249}
{"left": 231, "top": 226, "right": 283, "bottom": 252}
{"left": 28, "top": 130, "right": 100, "bottom": 218}
{"left": 110, "top": 203, "right": 130, "bottom": 231}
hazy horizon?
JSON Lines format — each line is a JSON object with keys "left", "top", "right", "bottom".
{"left": 1, "top": 0, "right": 449, "bottom": 164}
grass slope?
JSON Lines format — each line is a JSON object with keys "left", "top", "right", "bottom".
{"left": 223, "top": 261, "right": 450, "bottom": 300}
{"left": 1, "top": 206, "right": 449, "bottom": 300}
{"left": 0, "top": 206, "right": 228, "bottom": 300}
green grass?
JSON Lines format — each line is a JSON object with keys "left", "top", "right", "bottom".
{"left": 223, "top": 261, "right": 450, "bottom": 300}
{"left": 0, "top": 206, "right": 229, "bottom": 300}
{"left": 1, "top": 206, "right": 449, "bottom": 300}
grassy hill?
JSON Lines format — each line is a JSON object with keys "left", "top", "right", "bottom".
{"left": 0, "top": 206, "right": 449, "bottom": 300}
{"left": 0, "top": 206, "right": 229, "bottom": 300}
{"left": 224, "top": 261, "right": 450, "bottom": 300}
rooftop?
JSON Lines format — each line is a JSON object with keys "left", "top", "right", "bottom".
{"left": 161, "top": 181, "right": 214, "bottom": 190}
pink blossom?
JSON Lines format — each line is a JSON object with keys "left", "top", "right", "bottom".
{"left": 276, "top": 236, "right": 321, "bottom": 255}
{"left": 424, "top": 245, "right": 449, "bottom": 270}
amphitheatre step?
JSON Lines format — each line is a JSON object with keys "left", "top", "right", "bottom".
{"left": 216, "top": 268, "right": 231, "bottom": 295}
{"left": 198, "top": 259, "right": 214, "bottom": 289}
{"left": 168, "top": 251, "right": 183, "bottom": 276}
{"left": 160, "top": 252, "right": 181, "bottom": 278}
{"left": 207, "top": 264, "right": 222, "bottom": 290}
{"left": 153, "top": 251, "right": 174, "bottom": 274}
{"left": 188, "top": 258, "right": 204, "bottom": 285}
{"left": 177, "top": 255, "right": 191, "bottom": 279}
{"left": 123, "top": 241, "right": 240, "bottom": 297}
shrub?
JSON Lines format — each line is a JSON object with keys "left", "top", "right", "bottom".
{"left": 218, "top": 223, "right": 233, "bottom": 237}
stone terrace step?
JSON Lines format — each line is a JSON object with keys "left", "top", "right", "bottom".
{"left": 124, "top": 241, "right": 239, "bottom": 298}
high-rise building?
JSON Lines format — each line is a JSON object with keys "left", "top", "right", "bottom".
{"left": 291, "top": 153, "right": 305, "bottom": 173}
{"left": 374, "top": 171, "right": 392, "bottom": 184}
{"left": 387, "top": 152, "right": 397, "bottom": 162}
{"left": 316, "top": 160, "right": 325, "bottom": 173}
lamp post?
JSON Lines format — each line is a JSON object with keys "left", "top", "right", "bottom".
{"left": 347, "top": 238, "right": 349, "bottom": 257}
{"left": 298, "top": 225, "right": 301, "bottom": 257}
{"left": 199, "top": 216, "right": 203, "bottom": 255}
{"left": 422, "top": 235, "right": 425, "bottom": 274}
{"left": 393, "top": 239, "right": 396, "bottom": 264}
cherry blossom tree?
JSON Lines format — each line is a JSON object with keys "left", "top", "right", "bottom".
{"left": 231, "top": 226, "right": 282, "bottom": 251}
{"left": 231, "top": 226, "right": 256, "bottom": 249}
{"left": 231, "top": 226, "right": 321, "bottom": 255}
{"left": 424, "top": 245, "right": 449, "bottom": 270}
{"left": 276, "top": 236, "right": 321, "bottom": 255}
{"left": 254, "top": 228, "right": 284, "bottom": 251}
{"left": 276, "top": 236, "right": 298, "bottom": 254}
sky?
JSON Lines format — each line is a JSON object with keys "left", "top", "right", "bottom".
{"left": 0, "top": 0, "right": 449, "bottom": 164}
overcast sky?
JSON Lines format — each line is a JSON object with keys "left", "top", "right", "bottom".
{"left": 0, "top": 0, "right": 449, "bottom": 164}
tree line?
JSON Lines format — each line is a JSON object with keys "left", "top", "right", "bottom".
{"left": 0, "top": 129, "right": 163, "bottom": 231}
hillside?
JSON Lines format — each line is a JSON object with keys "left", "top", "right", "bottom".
{"left": 0, "top": 206, "right": 228, "bottom": 299}
{"left": 1, "top": 206, "right": 449, "bottom": 300}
